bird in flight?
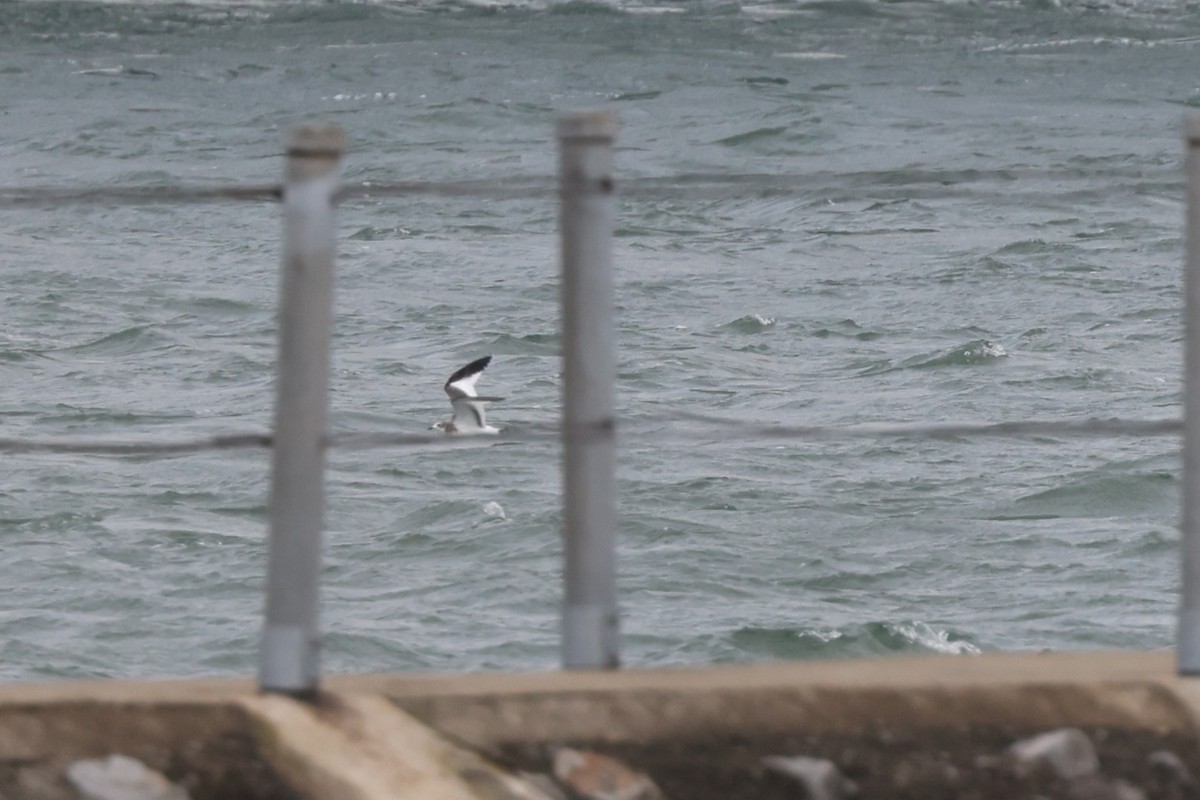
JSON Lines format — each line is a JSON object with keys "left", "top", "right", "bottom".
{"left": 433, "top": 355, "right": 503, "bottom": 435}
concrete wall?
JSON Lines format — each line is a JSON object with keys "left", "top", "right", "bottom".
{"left": 0, "top": 650, "right": 1197, "bottom": 799}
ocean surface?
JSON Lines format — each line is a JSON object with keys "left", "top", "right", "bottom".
{"left": 1, "top": 0, "right": 1198, "bottom": 681}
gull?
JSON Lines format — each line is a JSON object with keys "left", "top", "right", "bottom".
{"left": 433, "top": 355, "right": 503, "bottom": 435}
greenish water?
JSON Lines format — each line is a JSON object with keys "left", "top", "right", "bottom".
{"left": 0, "top": 0, "right": 1195, "bottom": 679}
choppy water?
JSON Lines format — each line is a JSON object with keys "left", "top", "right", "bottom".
{"left": 1, "top": 0, "right": 1198, "bottom": 680}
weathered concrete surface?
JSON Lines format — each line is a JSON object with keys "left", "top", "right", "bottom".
{"left": 1, "top": 650, "right": 1199, "bottom": 799}
{"left": 0, "top": 686, "right": 553, "bottom": 799}
{"left": 364, "top": 650, "right": 1195, "bottom": 748}
{"left": 0, "top": 699, "right": 291, "bottom": 799}
{"left": 238, "top": 693, "right": 555, "bottom": 800}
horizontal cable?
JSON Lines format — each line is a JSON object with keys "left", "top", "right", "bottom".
{"left": 664, "top": 414, "right": 1183, "bottom": 443}
{"left": 0, "top": 179, "right": 550, "bottom": 207}
{"left": 325, "top": 416, "right": 1183, "bottom": 451}
{"left": 325, "top": 426, "right": 559, "bottom": 450}
{"left": 0, "top": 417, "right": 1180, "bottom": 457}
{"left": 0, "top": 432, "right": 271, "bottom": 456}
{"left": 336, "top": 177, "right": 552, "bottom": 201}
{"left": 0, "top": 166, "right": 1177, "bottom": 210}
{"left": 0, "top": 184, "right": 282, "bottom": 209}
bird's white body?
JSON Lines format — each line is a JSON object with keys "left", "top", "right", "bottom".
{"left": 434, "top": 355, "right": 502, "bottom": 435}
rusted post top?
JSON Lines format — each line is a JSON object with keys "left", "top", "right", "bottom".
{"left": 557, "top": 109, "right": 619, "bottom": 143}
{"left": 284, "top": 125, "right": 347, "bottom": 182}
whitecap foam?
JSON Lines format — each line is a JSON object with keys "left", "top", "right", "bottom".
{"left": 891, "top": 622, "right": 981, "bottom": 655}
{"left": 975, "top": 36, "right": 1174, "bottom": 54}
{"left": 325, "top": 92, "right": 398, "bottom": 102}
{"left": 799, "top": 627, "right": 845, "bottom": 643}
{"left": 970, "top": 341, "right": 1008, "bottom": 360}
{"left": 623, "top": 5, "right": 687, "bottom": 14}
{"left": 774, "top": 51, "right": 847, "bottom": 60}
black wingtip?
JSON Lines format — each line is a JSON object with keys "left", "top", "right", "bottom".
{"left": 445, "top": 355, "right": 493, "bottom": 387}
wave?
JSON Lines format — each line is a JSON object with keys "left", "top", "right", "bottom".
{"left": 725, "top": 620, "right": 982, "bottom": 661}
{"left": 715, "top": 126, "right": 789, "bottom": 148}
{"left": 717, "top": 314, "right": 777, "bottom": 334}
{"left": 52, "top": 325, "right": 181, "bottom": 357}
{"left": 810, "top": 318, "right": 882, "bottom": 341}
{"left": 1005, "top": 466, "right": 1177, "bottom": 521}
{"left": 857, "top": 339, "right": 1007, "bottom": 375}
{"left": 8, "top": 0, "right": 1195, "bottom": 34}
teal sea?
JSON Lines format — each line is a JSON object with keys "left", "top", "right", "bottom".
{"left": 0, "top": 0, "right": 1197, "bottom": 679}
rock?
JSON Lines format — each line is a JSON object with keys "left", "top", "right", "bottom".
{"left": 552, "top": 748, "right": 663, "bottom": 800}
{"left": 889, "top": 754, "right": 960, "bottom": 790}
{"left": 973, "top": 753, "right": 1003, "bottom": 771}
{"left": 1110, "top": 779, "right": 1149, "bottom": 800}
{"left": 1064, "top": 774, "right": 1146, "bottom": 800}
{"left": 14, "top": 764, "right": 78, "bottom": 800}
{"left": 1148, "top": 750, "right": 1195, "bottom": 787}
{"left": 762, "top": 755, "right": 857, "bottom": 800}
{"left": 1008, "top": 728, "right": 1100, "bottom": 781}
{"left": 66, "top": 755, "right": 189, "bottom": 800}
{"left": 520, "top": 772, "right": 569, "bottom": 800}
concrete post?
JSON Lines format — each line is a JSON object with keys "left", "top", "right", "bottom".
{"left": 558, "top": 110, "right": 621, "bottom": 669}
{"left": 259, "top": 125, "right": 344, "bottom": 695}
{"left": 1182, "top": 114, "right": 1200, "bottom": 674}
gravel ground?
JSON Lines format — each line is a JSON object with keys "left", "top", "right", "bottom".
{"left": 495, "top": 725, "right": 1200, "bottom": 800}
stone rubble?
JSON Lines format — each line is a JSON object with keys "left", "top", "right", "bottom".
{"left": 1111, "top": 778, "right": 1150, "bottom": 800}
{"left": 1000, "top": 728, "right": 1174, "bottom": 800}
{"left": 1008, "top": 727, "right": 1102, "bottom": 781}
{"left": 551, "top": 748, "right": 664, "bottom": 800}
{"left": 1149, "top": 749, "right": 1197, "bottom": 790}
{"left": 517, "top": 730, "right": 1198, "bottom": 800}
{"left": 761, "top": 755, "right": 857, "bottom": 800}
{"left": 1063, "top": 773, "right": 1147, "bottom": 800}
{"left": 65, "top": 755, "right": 189, "bottom": 800}
{"left": 10, "top": 764, "right": 76, "bottom": 800}
{"left": 888, "top": 751, "right": 961, "bottom": 791}
{"left": 519, "top": 771, "right": 569, "bottom": 800}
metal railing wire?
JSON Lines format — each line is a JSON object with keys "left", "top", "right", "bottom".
{"left": 0, "top": 417, "right": 1185, "bottom": 457}
{"left": 0, "top": 184, "right": 283, "bottom": 208}
{"left": 2, "top": 110, "right": 1197, "bottom": 692}
{"left": 0, "top": 432, "right": 272, "bottom": 456}
{"left": 0, "top": 165, "right": 1178, "bottom": 209}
